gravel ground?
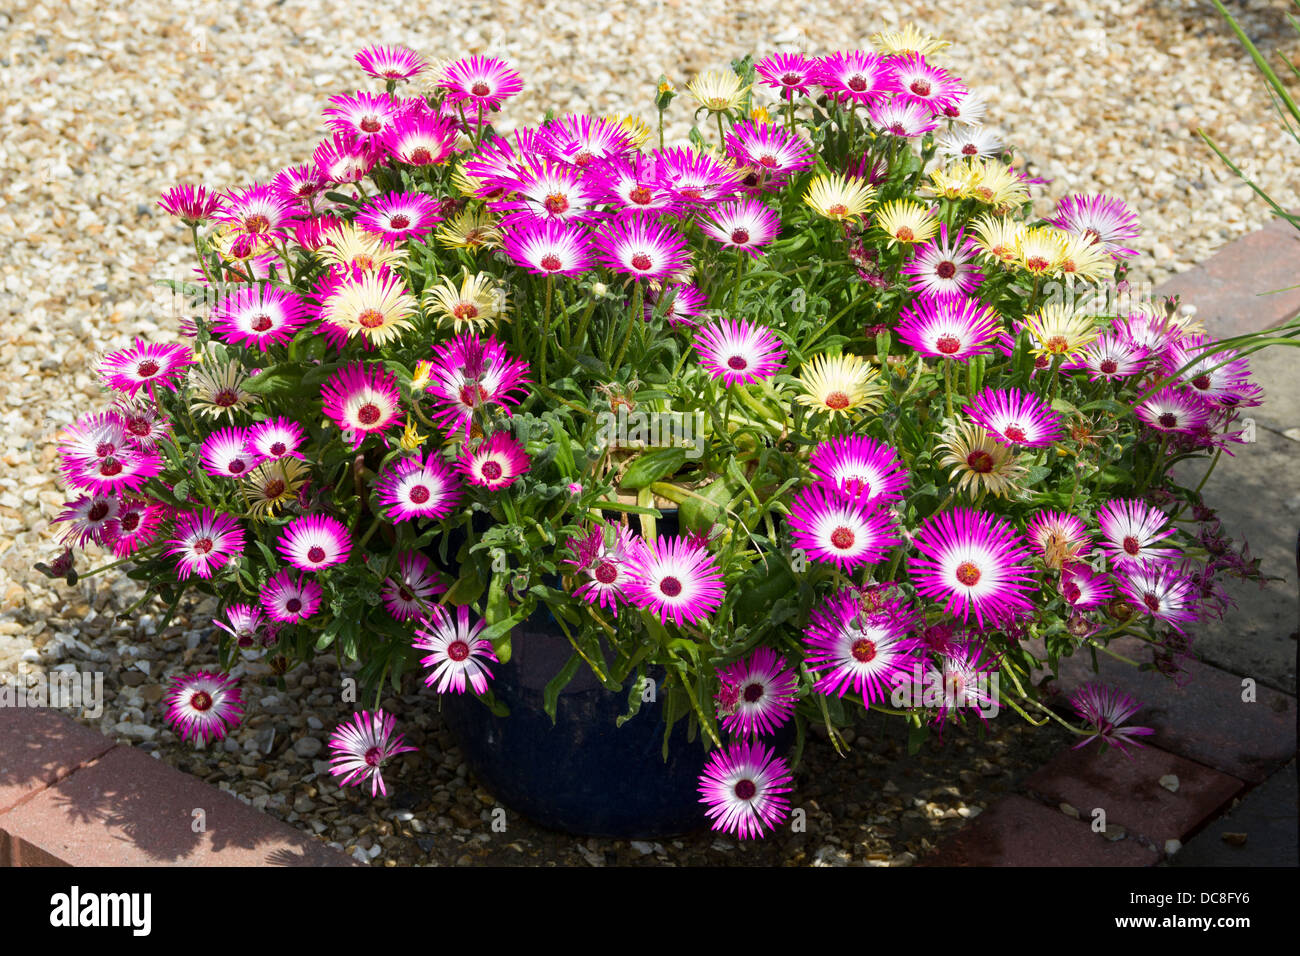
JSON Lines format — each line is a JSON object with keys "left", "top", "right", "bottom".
{"left": 1, "top": 0, "right": 1297, "bottom": 865}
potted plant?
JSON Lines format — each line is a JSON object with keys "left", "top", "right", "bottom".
{"left": 45, "top": 28, "right": 1270, "bottom": 842}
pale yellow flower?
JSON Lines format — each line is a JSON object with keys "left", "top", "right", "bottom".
{"left": 1023, "top": 303, "right": 1101, "bottom": 358}
{"left": 322, "top": 269, "right": 418, "bottom": 347}
{"left": 937, "top": 422, "right": 1027, "bottom": 499}
{"left": 242, "top": 458, "right": 309, "bottom": 518}
{"left": 1058, "top": 232, "right": 1115, "bottom": 283}
{"left": 398, "top": 416, "right": 428, "bottom": 452}
{"left": 423, "top": 271, "right": 509, "bottom": 330}
{"left": 1015, "top": 226, "right": 1068, "bottom": 276}
{"left": 870, "top": 23, "right": 951, "bottom": 57}
{"left": 803, "top": 173, "right": 876, "bottom": 222}
{"left": 189, "top": 357, "right": 260, "bottom": 423}
{"left": 687, "top": 70, "right": 749, "bottom": 112}
{"left": 963, "top": 158, "right": 1029, "bottom": 209}
{"left": 317, "top": 223, "right": 408, "bottom": 274}
{"left": 436, "top": 206, "right": 503, "bottom": 251}
{"left": 875, "top": 199, "right": 939, "bottom": 247}
{"left": 795, "top": 353, "right": 884, "bottom": 418}
{"left": 971, "top": 214, "right": 1025, "bottom": 264}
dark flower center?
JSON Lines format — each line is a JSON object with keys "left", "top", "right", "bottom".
{"left": 544, "top": 193, "right": 569, "bottom": 215}
{"left": 251, "top": 313, "right": 273, "bottom": 332}
{"left": 1122, "top": 535, "right": 1141, "bottom": 556}
{"left": 192, "top": 537, "right": 214, "bottom": 555}
{"left": 481, "top": 461, "right": 503, "bottom": 481}
{"left": 1062, "top": 581, "right": 1082, "bottom": 603}
{"left": 285, "top": 597, "right": 302, "bottom": 613}
{"left": 269, "top": 441, "right": 287, "bottom": 456}
{"left": 136, "top": 360, "right": 160, "bottom": 378}
{"left": 966, "top": 450, "right": 994, "bottom": 473}
{"left": 307, "top": 546, "right": 326, "bottom": 564}
{"left": 630, "top": 252, "right": 653, "bottom": 271}
{"left": 356, "top": 403, "right": 381, "bottom": 425}
{"left": 88, "top": 501, "right": 110, "bottom": 521}
{"left": 360, "top": 117, "right": 382, "bottom": 134}
{"left": 127, "top": 418, "right": 151, "bottom": 436}
{"left": 909, "top": 79, "right": 932, "bottom": 97}
{"left": 962, "top": 143, "right": 978, "bottom": 156}
{"left": 388, "top": 214, "right": 411, "bottom": 230}
{"left": 1142, "top": 592, "right": 1161, "bottom": 613}
{"left": 936, "top": 261, "right": 957, "bottom": 279}
{"left": 628, "top": 186, "right": 653, "bottom": 205}
{"left": 936, "top": 334, "right": 961, "bottom": 355}
{"left": 743, "top": 682, "right": 764, "bottom": 703}
{"left": 358, "top": 309, "right": 386, "bottom": 329}
{"left": 539, "top": 253, "right": 563, "bottom": 271}
{"left": 955, "top": 561, "right": 982, "bottom": 586}
{"left": 1157, "top": 412, "right": 1178, "bottom": 429}
{"left": 829, "top": 526, "right": 856, "bottom": 550}
{"left": 408, "top": 484, "right": 431, "bottom": 504}
{"left": 470, "top": 81, "right": 491, "bottom": 98}
{"left": 1099, "top": 359, "right": 1118, "bottom": 374}
{"left": 409, "top": 147, "right": 432, "bottom": 164}
{"left": 228, "top": 458, "right": 246, "bottom": 474}
{"left": 121, "top": 512, "right": 140, "bottom": 531}
{"left": 1003, "top": 424, "right": 1027, "bottom": 443}
{"left": 847, "top": 74, "right": 868, "bottom": 92}
{"left": 595, "top": 561, "right": 619, "bottom": 584}
{"left": 727, "top": 355, "right": 748, "bottom": 371}
{"left": 264, "top": 479, "right": 286, "bottom": 498}
{"left": 659, "top": 575, "right": 683, "bottom": 597}
{"left": 364, "top": 745, "right": 383, "bottom": 766}
{"left": 190, "top": 691, "right": 213, "bottom": 711}
{"left": 447, "top": 640, "right": 470, "bottom": 661}
{"left": 824, "top": 390, "right": 850, "bottom": 410}
{"left": 895, "top": 226, "right": 914, "bottom": 242}
{"left": 214, "top": 388, "right": 239, "bottom": 407}
{"left": 851, "top": 638, "right": 877, "bottom": 662}
{"left": 730, "top": 228, "right": 750, "bottom": 245}
{"left": 99, "top": 458, "right": 123, "bottom": 477}
{"left": 1191, "top": 374, "right": 1211, "bottom": 391}
{"left": 781, "top": 72, "right": 801, "bottom": 86}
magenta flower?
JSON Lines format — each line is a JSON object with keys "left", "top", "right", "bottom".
{"left": 565, "top": 524, "right": 642, "bottom": 616}
{"left": 725, "top": 121, "right": 814, "bottom": 177}
{"left": 158, "top": 184, "right": 223, "bottom": 224}
{"left": 328, "top": 710, "right": 418, "bottom": 798}
{"left": 502, "top": 217, "right": 592, "bottom": 277}
{"left": 808, "top": 435, "right": 909, "bottom": 506}
{"left": 211, "top": 285, "right": 311, "bottom": 352}
{"left": 716, "top": 647, "right": 798, "bottom": 737}
{"left": 199, "top": 428, "right": 261, "bottom": 479}
{"left": 163, "top": 671, "right": 244, "bottom": 744}
{"left": 165, "top": 508, "right": 245, "bottom": 580}
{"left": 216, "top": 183, "right": 297, "bottom": 241}
{"left": 693, "top": 318, "right": 786, "bottom": 386}
{"left": 654, "top": 146, "right": 742, "bottom": 206}
{"left": 964, "top": 387, "right": 1064, "bottom": 448}
{"left": 645, "top": 283, "right": 707, "bottom": 327}
{"left": 625, "top": 535, "right": 725, "bottom": 627}
{"left": 754, "top": 52, "right": 818, "bottom": 98}
{"left": 381, "top": 551, "right": 447, "bottom": 622}
{"left": 354, "top": 44, "right": 427, "bottom": 82}
{"left": 541, "top": 114, "right": 636, "bottom": 168}
{"left": 897, "top": 293, "right": 1000, "bottom": 361}
{"left": 500, "top": 159, "right": 604, "bottom": 225}
{"left": 460, "top": 432, "right": 531, "bottom": 490}
{"left": 869, "top": 98, "right": 940, "bottom": 138}
{"left": 442, "top": 55, "right": 524, "bottom": 110}
{"left": 212, "top": 603, "right": 265, "bottom": 650}
{"left": 910, "top": 508, "right": 1036, "bottom": 630}
{"left": 1096, "top": 498, "right": 1176, "bottom": 569}
{"left": 426, "top": 333, "right": 531, "bottom": 438}
{"left": 1163, "top": 335, "right": 1261, "bottom": 410}
{"left": 888, "top": 52, "right": 967, "bottom": 114}
{"left": 697, "top": 740, "right": 793, "bottom": 840}
{"left": 273, "top": 163, "right": 330, "bottom": 210}
{"left": 1080, "top": 334, "right": 1148, "bottom": 382}
{"left": 99, "top": 339, "right": 194, "bottom": 397}
{"left": 382, "top": 112, "right": 459, "bottom": 166}
{"left": 57, "top": 411, "right": 129, "bottom": 469}
{"left": 817, "top": 50, "right": 897, "bottom": 107}
{"left": 105, "top": 497, "right": 169, "bottom": 558}
{"left": 278, "top": 513, "right": 352, "bottom": 573}
{"left": 805, "top": 588, "right": 918, "bottom": 701}
{"left": 52, "top": 494, "right": 119, "bottom": 549}
{"left": 1069, "top": 683, "right": 1155, "bottom": 756}
{"left": 355, "top": 191, "right": 442, "bottom": 242}
{"left": 902, "top": 224, "right": 983, "bottom": 296}
{"left": 1117, "top": 561, "right": 1198, "bottom": 632}
{"left": 592, "top": 212, "right": 690, "bottom": 280}
{"left": 1135, "top": 386, "right": 1213, "bottom": 435}
{"left": 313, "top": 131, "right": 379, "bottom": 186}
{"left": 248, "top": 417, "right": 307, "bottom": 461}
{"left": 375, "top": 451, "right": 461, "bottom": 522}
{"left": 414, "top": 604, "right": 498, "bottom": 694}
{"left": 323, "top": 90, "right": 402, "bottom": 142}
{"left": 260, "top": 568, "right": 323, "bottom": 623}
{"left": 320, "top": 362, "right": 402, "bottom": 449}
{"left": 788, "top": 484, "right": 900, "bottom": 572}
{"left": 699, "top": 200, "right": 781, "bottom": 257}
{"left": 1050, "top": 193, "right": 1141, "bottom": 259}
{"left": 112, "top": 396, "right": 171, "bottom": 453}
{"left": 1059, "top": 566, "right": 1113, "bottom": 610}
{"left": 601, "top": 155, "right": 680, "bottom": 216}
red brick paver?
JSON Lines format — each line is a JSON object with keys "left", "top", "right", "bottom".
{"left": 0, "top": 707, "right": 116, "bottom": 815}
{"left": 1023, "top": 744, "right": 1246, "bottom": 846}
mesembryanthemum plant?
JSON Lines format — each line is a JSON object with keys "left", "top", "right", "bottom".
{"left": 45, "top": 26, "right": 1270, "bottom": 840}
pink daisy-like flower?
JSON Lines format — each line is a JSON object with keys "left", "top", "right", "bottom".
{"left": 1025, "top": 510, "right": 1093, "bottom": 568}
{"left": 654, "top": 146, "right": 742, "bottom": 206}
{"left": 63, "top": 446, "right": 162, "bottom": 497}
{"left": 320, "top": 362, "right": 403, "bottom": 449}
{"left": 1096, "top": 498, "right": 1177, "bottom": 569}
{"left": 787, "top": 484, "right": 900, "bottom": 572}
{"left": 105, "top": 497, "right": 169, "bottom": 558}
{"left": 697, "top": 739, "right": 793, "bottom": 841}
{"left": 382, "top": 112, "right": 459, "bottom": 166}
{"left": 165, "top": 508, "right": 245, "bottom": 581}
{"left": 328, "top": 709, "right": 418, "bottom": 798}
{"left": 600, "top": 155, "right": 680, "bottom": 216}
{"left": 414, "top": 604, "right": 498, "bottom": 694}
{"left": 725, "top": 121, "right": 814, "bottom": 178}
{"left": 442, "top": 55, "right": 524, "bottom": 111}
{"left": 278, "top": 513, "right": 352, "bottom": 573}
{"left": 808, "top": 435, "right": 909, "bottom": 505}
{"left": 158, "top": 184, "right": 223, "bottom": 224}
{"left": 248, "top": 417, "right": 307, "bottom": 461}
{"left": 1163, "top": 335, "right": 1259, "bottom": 410}
{"left": 273, "top": 163, "right": 330, "bottom": 211}
{"left": 716, "top": 647, "right": 797, "bottom": 737}
{"left": 566, "top": 524, "right": 642, "bottom": 616}
{"left": 294, "top": 213, "right": 345, "bottom": 251}
{"left": 1080, "top": 334, "right": 1148, "bottom": 382}
{"left": 936, "top": 125, "right": 1006, "bottom": 160}
{"left": 260, "top": 568, "right": 324, "bottom": 623}
{"left": 693, "top": 318, "right": 786, "bottom": 386}
{"left": 199, "top": 427, "right": 262, "bottom": 479}
{"left": 1050, "top": 193, "right": 1141, "bottom": 259}
{"left": 910, "top": 508, "right": 1036, "bottom": 630}
{"left": 323, "top": 90, "right": 402, "bottom": 142}
{"left": 902, "top": 224, "right": 984, "bottom": 296}
{"left": 460, "top": 431, "right": 530, "bottom": 490}
{"left": 1069, "top": 683, "right": 1155, "bottom": 756}
{"left": 698, "top": 200, "right": 781, "bottom": 257}
{"left": 645, "top": 283, "right": 707, "bottom": 327}
{"left": 381, "top": 551, "right": 447, "bottom": 622}
{"left": 625, "top": 534, "right": 725, "bottom": 627}
{"left": 499, "top": 159, "right": 604, "bottom": 225}
{"left": 1059, "top": 565, "right": 1113, "bottom": 610}
{"left": 541, "top": 114, "right": 636, "bottom": 168}
{"left": 592, "top": 213, "right": 690, "bottom": 280}
{"left": 211, "top": 285, "right": 311, "bottom": 352}
{"left": 889, "top": 52, "right": 966, "bottom": 114}
{"left": 163, "top": 671, "right": 244, "bottom": 744}
{"left": 52, "top": 494, "right": 120, "bottom": 549}
{"left": 896, "top": 293, "right": 1001, "bottom": 361}
{"left": 963, "top": 387, "right": 1064, "bottom": 448}
{"left": 804, "top": 589, "right": 917, "bottom": 702}
{"left": 355, "top": 191, "right": 442, "bottom": 242}
{"left": 57, "top": 411, "right": 130, "bottom": 469}
{"left": 425, "top": 333, "right": 531, "bottom": 438}
{"left": 354, "top": 45, "right": 426, "bottom": 82}
{"left": 313, "top": 132, "right": 379, "bottom": 186}
{"left": 502, "top": 217, "right": 592, "bottom": 277}
{"left": 1118, "top": 561, "right": 1198, "bottom": 633}
{"left": 754, "top": 52, "right": 818, "bottom": 98}
{"left": 212, "top": 602, "right": 265, "bottom": 650}
{"left": 939, "top": 88, "right": 988, "bottom": 125}
{"left": 216, "top": 183, "right": 298, "bottom": 242}
{"left": 111, "top": 396, "right": 171, "bottom": 453}
{"left": 99, "top": 339, "right": 194, "bottom": 397}
{"left": 818, "top": 50, "right": 898, "bottom": 107}
{"left": 868, "top": 98, "right": 940, "bottom": 137}
{"left": 921, "top": 639, "right": 1001, "bottom": 729}
{"left": 1134, "top": 386, "right": 1212, "bottom": 435}
{"left": 375, "top": 450, "right": 461, "bottom": 522}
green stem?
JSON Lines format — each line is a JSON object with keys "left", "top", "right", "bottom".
{"left": 611, "top": 281, "right": 642, "bottom": 372}
{"left": 539, "top": 275, "right": 553, "bottom": 388}
{"left": 730, "top": 249, "right": 746, "bottom": 311}
{"left": 1140, "top": 434, "right": 1170, "bottom": 492}
{"left": 943, "top": 357, "right": 954, "bottom": 419}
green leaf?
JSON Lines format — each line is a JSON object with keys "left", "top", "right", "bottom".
{"left": 619, "top": 448, "right": 687, "bottom": 490}
{"left": 542, "top": 652, "right": 583, "bottom": 724}
{"left": 241, "top": 366, "right": 299, "bottom": 397}
{"left": 907, "top": 720, "right": 930, "bottom": 756}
